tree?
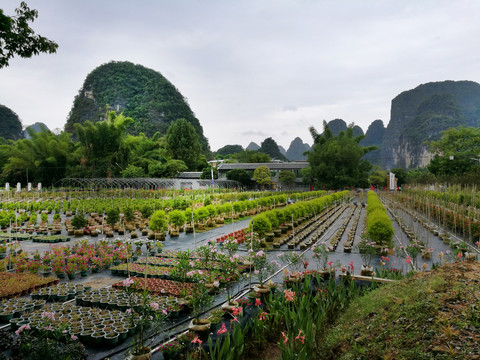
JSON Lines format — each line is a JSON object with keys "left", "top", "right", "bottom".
{"left": 1, "top": 129, "right": 74, "bottom": 185}
{"left": 427, "top": 126, "right": 480, "bottom": 176}
{"left": 0, "top": 2, "right": 58, "bottom": 68}
{"left": 369, "top": 168, "right": 387, "bottom": 188}
{"left": 278, "top": 170, "right": 296, "bottom": 188}
{"left": 106, "top": 208, "right": 120, "bottom": 227}
{"left": 199, "top": 165, "right": 218, "bottom": 180}
{"left": 215, "top": 144, "right": 243, "bottom": 157}
{"left": 166, "top": 118, "right": 203, "bottom": 170}
{"left": 149, "top": 210, "right": 167, "bottom": 233}
{"left": 234, "top": 150, "right": 271, "bottom": 163}
{"left": 121, "top": 164, "right": 145, "bottom": 178}
{"left": 253, "top": 165, "right": 271, "bottom": 189}
{"left": 168, "top": 210, "right": 186, "bottom": 229}
{"left": 305, "top": 121, "right": 376, "bottom": 189}
{"left": 73, "top": 111, "right": 133, "bottom": 177}
{"left": 226, "top": 168, "right": 252, "bottom": 187}
{"left": 258, "top": 137, "right": 287, "bottom": 161}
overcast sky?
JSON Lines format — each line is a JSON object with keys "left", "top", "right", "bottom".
{"left": 1, "top": 0, "right": 479, "bottom": 151}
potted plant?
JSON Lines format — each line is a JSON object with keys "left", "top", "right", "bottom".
{"left": 168, "top": 210, "right": 185, "bottom": 237}
{"left": 122, "top": 277, "right": 167, "bottom": 359}
{"left": 357, "top": 239, "right": 377, "bottom": 276}
{"left": 250, "top": 249, "right": 278, "bottom": 296}
{"left": 149, "top": 210, "right": 167, "bottom": 241}
{"left": 187, "top": 282, "right": 214, "bottom": 339}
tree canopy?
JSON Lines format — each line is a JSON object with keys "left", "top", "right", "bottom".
{"left": 427, "top": 126, "right": 480, "bottom": 176}
{"left": 0, "top": 2, "right": 58, "bottom": 68}
{"left": 304, "top": 121, "right": 376, "bottom": 189}
{"left": 253, "top": 165, "right": 271, "bottom": 189}
{"left": 166, "top": 118, "right": 205, "bottom": 171}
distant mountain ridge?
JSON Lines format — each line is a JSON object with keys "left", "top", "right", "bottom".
{"left": 382, "top": 80, "right": 480, "bottom": 168}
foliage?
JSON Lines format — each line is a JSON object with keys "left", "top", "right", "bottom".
{"left": 278, "top": 170, "right": 296, "bottom": 188}
{"left": 249, "top": 213, "right": 272, "bottom": 237}
{"left": 258, "top": 137, "right": 287, "bottom": 161}
{"left": 226, "top": 168, "right": 253, "bottom": 186}
{"left": 321, "top": 262, "right": 479, "bottom": 359}
{"left": 71, "top": 214, "right": 87, "bottom": 230}
{"left": 65, "top": 60, "right": 209, "bottom": 152}
{"left": 106, "top": 207, "right": 120, "bottom": 227}
{"left": 253, "top": 165, "right": 271, "bottom": 188}
{"left": 166, "top": 118, "right": 205, "bottom": 170}
{"left": 1, "top": 130, "right": 74, "bottom": 185}
{"left": 0, "top": 104, "right": 22, "bottom": 140}
{"left": 233, "top": 150, "right": 271, "bottom": 163}
{"left": 168, "top": 209, "right": 186, "bottom": 228}
{"left": 305, "top": 121, "right": 376, "bottom": 189}
{"left": 149, "top": 210, "right": 167, "bottom": 232}
{"left": 121, "top": 164, "right": 145, "bottom": 178}
{"left": 73, "top": 111, "right": 133, "bottom": 178}
{"left": 189, "top": 282, "right": 214, "bottom": 321}
{"left": 215, "top": 144, "right": 243, "bottom": 157}
{"left": 0, "top": 2, "right": 58, "bottom": 68}
{"left": 366, "top": 191, "right": 393, "bottom": 247}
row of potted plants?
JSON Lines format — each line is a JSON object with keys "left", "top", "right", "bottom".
{"left": 0, "top": 272, "right": 58, "bottom": 299}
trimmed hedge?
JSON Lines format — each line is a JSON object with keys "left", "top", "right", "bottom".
{"left": 366, "top": 191, "right": 393, "bottom": 247}
{"left": 250, "top": 190, "right": 350, "bottom": 236}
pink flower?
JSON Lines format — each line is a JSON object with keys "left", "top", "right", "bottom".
{"left": 255, "top": 298, "right": 261, "bottom": 307}
{"left": 71, "top": 334, "right": 78, "bottom": 340}
{"left": 256, "top": 250, "right": 264, "bottom": 257}
{"left": 259, "top": 311, "right": 267, "bottom": 321}
{"left": 15, "top": 324, "right": 30, "bottom": 335}
{"left": 123, "top": 277, "right": 134, "bottom": 287}
{"left": 232, "top": 307, "right": 242, "bottom": 316}
{"left": 328, "top": 261, "right": 333, "bottom": 267}
{"left": 217, "top": 323, "right": 227, "bottom": 334}
{"left": 349, "top": 261, "right": 354, "bottom": 272}
{"left": 41, "top": 311, "right": 55, "bottom": 322}
{"left": 284, "top": 289, "right": 295, "bottom": 302}
{"left": 191, "top": 335, "right": 202, "bottom": 344}
{"left": 405, "top": 256, "right": 412, "bottom": 264}
{"left": 213, "top": 281, "right": 220, "bottom": 287}
{"left": 295, "top": 329, "right": 305, "bottom": 344}
{"left": 150, "top": 302, "right": 159, "bottom": 311}
{"left": 281, "top": 331, "right": 288, "bottom": 344}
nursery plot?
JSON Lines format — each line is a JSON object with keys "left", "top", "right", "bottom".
{"left": 1, "top": 190, "right": 479, "bottom": 360}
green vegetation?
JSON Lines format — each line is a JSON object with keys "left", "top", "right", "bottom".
{"left": 253, "top": 165, "right": 272, "bottom": 189}
{"left": 366, "top": 190, "right": 394, "bottom": 247}
{"left": 0, "top": 2, "right": 58, "bottom": 68}
{"left": 65, "top": 61, "right": 209, "bottom": 153}
{"left": 0, "top": 105, "right": 22, "bottom": 140}
{"left": 321, "top": 262, "right": 480, "bottom": 359}
{"left": 304, "top": 121, "right": 377, "bottom": 189}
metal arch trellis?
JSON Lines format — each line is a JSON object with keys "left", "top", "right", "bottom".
{"left": 56, "top": 178, "right": 241, "bottom": 190}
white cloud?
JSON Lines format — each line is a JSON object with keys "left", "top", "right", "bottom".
{"left": 1, "top": 0, "right": 479, "bottom": 151}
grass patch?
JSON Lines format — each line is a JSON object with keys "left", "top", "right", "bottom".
{"left": 319, "top": 261, "right": 480, "bottom": 359}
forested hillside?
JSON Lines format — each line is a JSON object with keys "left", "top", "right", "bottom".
{"left": 65, "top": 61, "right": 209, "bottom": 153}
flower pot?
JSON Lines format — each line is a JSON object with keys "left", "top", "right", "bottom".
{"left": 132, "top": 347, "right": 151, "bottom": 360}
{"left": 103, "top": 331, "right": 120, "bottom": 347}
{"left": 360, "top": 265, "right": 374, "bottom": 276}
{"left": 188, "top": 318, "right": 211, "bottom": 340}
{"left": 221, "top": 300, "right": 241, "bottom": 316}
{"left": 253, "top": 284, "right": 271, "bottom": 298}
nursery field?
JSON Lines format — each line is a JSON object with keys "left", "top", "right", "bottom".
{"left": 0, "top": 188, "right": 478, "bottom": 360}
